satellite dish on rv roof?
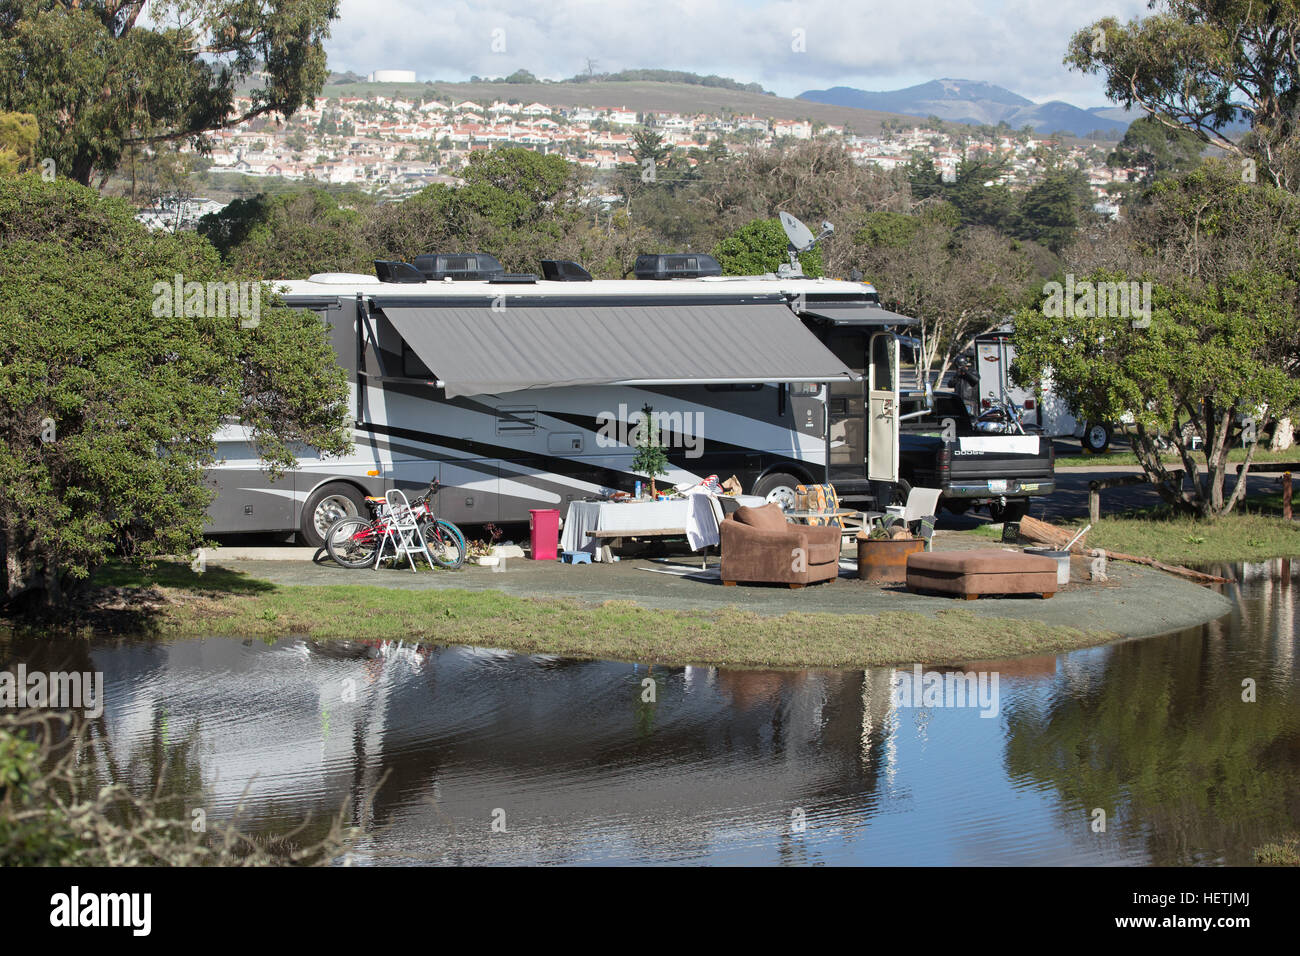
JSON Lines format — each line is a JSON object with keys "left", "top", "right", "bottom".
{"left": 777, "top": 211, "right": 835, "bottom": 278}
{"left": 779, "top": 211, "right": 816, "bottom": 252}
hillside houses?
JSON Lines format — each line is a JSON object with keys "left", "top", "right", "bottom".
{"left": 197, "top": 93, "right": 1120, "bottom": 204}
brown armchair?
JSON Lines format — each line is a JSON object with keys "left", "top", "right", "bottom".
{"left": 720, "top": 503, "right": 842, "bottom": 588}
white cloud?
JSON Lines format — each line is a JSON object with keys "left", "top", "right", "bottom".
{"left": 327, "top": 0, "right": 1151, "bottom": 107}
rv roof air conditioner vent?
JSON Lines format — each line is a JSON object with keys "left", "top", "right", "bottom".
{"left": 412, "top": 253, "right": 505, "bottom": 281}
{"left": 488, "top": 274, "right": 538, "bottom": 284}
{"left": 540, "top": 259, "right": 593, "bottom": 282}
{"left": 634, "top": 253, "right": 723, "bottom": 280}
{"left": 374, "top": 260, "right": 426, "bottom": 283}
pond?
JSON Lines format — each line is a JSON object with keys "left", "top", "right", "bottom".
{"left": 4, "top": 558, "right": 1298, "bottom": 865}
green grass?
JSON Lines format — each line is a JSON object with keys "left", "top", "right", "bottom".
{"left": 1056, "top": 445, "right": 1300, "bottom": 468}
{"left": 1086, "top": 511, "right": 1300, "bottom": 565}
{"left": 977, "top": 507, "right": 1299, "bottom": 565}
{"left": 1254, "top": 834, "right": 1300, "bottom": 866}
{"left": 78, "top": 562, "right": 1118, "bottom": 670}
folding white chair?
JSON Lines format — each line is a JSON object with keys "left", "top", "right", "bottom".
{"left": 882, "top": 486, "right": 943, "bottom": 550}
{"left": 901, "top": 486, "right": 942, "bottom": 550}
{"left": 373, "top": 489, "right": 434, "bottom": 572}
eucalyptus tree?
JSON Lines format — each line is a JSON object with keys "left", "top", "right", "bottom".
{"left": 0, "top": 0, "right": 339, "bottom": 185}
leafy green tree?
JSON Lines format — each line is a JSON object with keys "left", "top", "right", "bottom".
{"left": 0, "top": 0, "right": 340, "bottom": 185}
{"left": 632, "top": 129, "right": 670, "bottom": 166}
{"left": 0, "top": 110, "right": 37, "bottom": 174}
{"left": 455, "top": 146, "right": 574, "bottom": 219}
{"left": 945, "top": 156, "right": 1019, "bottom": 232}
{"left": 1016, "top": 169, "right": 1089, "bottom": 253}
{"left": 1108, "top": 116, "right": 1205, "bottom": 185}
{"left": 1013, "top": 269, "right": 1300, "bottom": 516}
{"left": 712, "top": 217, "right": 823, "bottom": 277}
{"left": 364, "top": 147, "right": 586, "bottom": 274}
{"left": 0, "top": 175, "right": 351, "bottom": 609}
{"left": 199, "top": 189, "right": 371, "bottom": 276}
{"left": 1031, "top": 162, "right": 1300, "bottom": 505}
{"left": 854, "top": 205, "right": 1035, "bottom": 381}
{"left": 903, "top": 154, "right": 944, "bottom": 200}
{"left": 1067, "top": 1, "right": 1300, "bottom": 190}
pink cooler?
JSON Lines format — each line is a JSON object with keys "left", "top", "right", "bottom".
{"left": 529, "top": 509, "right": 560, "bottom": 560}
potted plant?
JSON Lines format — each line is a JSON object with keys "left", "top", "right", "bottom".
{"left": 631, "top": 403, "right": 669, "bottom": 498}
{"left": 856, "top": 522, "right": 924, "bottom": 583}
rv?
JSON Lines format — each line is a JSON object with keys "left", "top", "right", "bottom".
{"left": 960, "top": 328, "right": 1114, "bottom": 454}
{"left": 204, "top": 258, "right": 918, "bottom": 546}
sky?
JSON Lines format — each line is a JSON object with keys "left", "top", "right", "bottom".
{"left": 325, "top": 0, "right": 1151, "bottom": 107}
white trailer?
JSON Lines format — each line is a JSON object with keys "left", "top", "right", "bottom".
{"left": 968, "top": 329, "right": 1114, "bottom": 453}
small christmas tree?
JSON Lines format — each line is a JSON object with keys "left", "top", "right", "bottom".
{"left": 631, "top": 403, "right": 669, "bottom": 497}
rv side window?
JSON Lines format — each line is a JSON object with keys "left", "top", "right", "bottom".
{"left": 871, "top": 337, "right": 894, "bottom": 392}
{"left": 402, "top": 342, "right": 433, "bottom": 378}
{"left": 790, "top": 383, "right": 821, "bottom": 397}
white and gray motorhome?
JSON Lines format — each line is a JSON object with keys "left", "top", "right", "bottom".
{"left": 205, "top": 259, "right": 918, "bottom": 546}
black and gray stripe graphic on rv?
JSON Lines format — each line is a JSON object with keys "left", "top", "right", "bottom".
{"left": 362, "top": 414, "right": 809, "bottom": 483}
{"left": 368, "top": 381, "right": 807, "bottom": 473}
{"left": 359, "top": 418, "right": 810, "bottom": 518}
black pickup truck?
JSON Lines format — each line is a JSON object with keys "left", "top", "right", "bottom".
{"left": 898, "top": 392, "right": 1056, "bottom": 522}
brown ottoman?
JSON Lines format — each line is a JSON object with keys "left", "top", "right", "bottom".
{"left": 906, "top": 550, "right": 1058, "bottom": 599}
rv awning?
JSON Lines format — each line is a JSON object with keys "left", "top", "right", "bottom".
{"left": 377, "top": 301, "right": 858, "bottom": 398}
{"left": 803, "top": 303, "right": 919, "bottom": 327}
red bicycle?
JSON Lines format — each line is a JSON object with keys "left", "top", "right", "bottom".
{"left": 324, "top": 479, "right": 467, "bottom": 570}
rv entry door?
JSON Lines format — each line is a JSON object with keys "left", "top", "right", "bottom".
{"left": 867, "top": 332, "right": 900, "bottom": 483}
{"left": 824, "top": 329, "right": 867, "bottom": 483}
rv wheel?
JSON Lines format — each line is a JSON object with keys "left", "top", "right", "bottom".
{"left": 302, "top": 482, "right": 367, "bottom": 549}
{"left": 1083, "top": 423, "right": 1111, "bottom": 455}
{"left": 753, "top": 472, "right": 801, "bottom": 511}
{"left": 888, "top": 478, "right": 913, "bottom": 508}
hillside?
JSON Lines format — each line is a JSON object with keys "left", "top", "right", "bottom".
{"left": 316, "top": 78, "right": 943, "bottom": 136}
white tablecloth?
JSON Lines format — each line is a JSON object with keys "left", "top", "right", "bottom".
{"left": 561, "top": 494, "right": 726, "bottom": 559}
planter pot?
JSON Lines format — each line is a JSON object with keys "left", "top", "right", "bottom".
{"left": 857, "top": 537, "right": 924, "bottom": 583}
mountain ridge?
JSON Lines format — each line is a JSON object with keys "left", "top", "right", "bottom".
{"left": 799, "top": 79, "right": 1135, "bottom": 137}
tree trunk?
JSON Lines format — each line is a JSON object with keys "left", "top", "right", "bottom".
{"left": 1, "top": 521, "right": 47, "bottom": 610}
{"left": 1132, "top": 424, "right": 1195, "bottom": 512}
{"left": 71, "top": 155, "right": 95, "bottom": 187}
{"left": 1269, "top": 418, "right": 1294, "bottom": 452}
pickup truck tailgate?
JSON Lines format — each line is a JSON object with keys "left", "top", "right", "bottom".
{"left": 944, "top": 434, "right": 1055, "bottom": 497}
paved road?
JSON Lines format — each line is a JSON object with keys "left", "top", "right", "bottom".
{"left": 937, "top": 464, "right": 1292, "bottom": 529}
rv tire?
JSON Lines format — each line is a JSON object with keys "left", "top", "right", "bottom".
{"left": 753, "top": 472, "right": 802, "bottom": 511}
{"left": 302, "top": 482, "right": 367, "bottom": 549}
{"left": 888, "top": 477, "right": 913, "bottom": 508}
